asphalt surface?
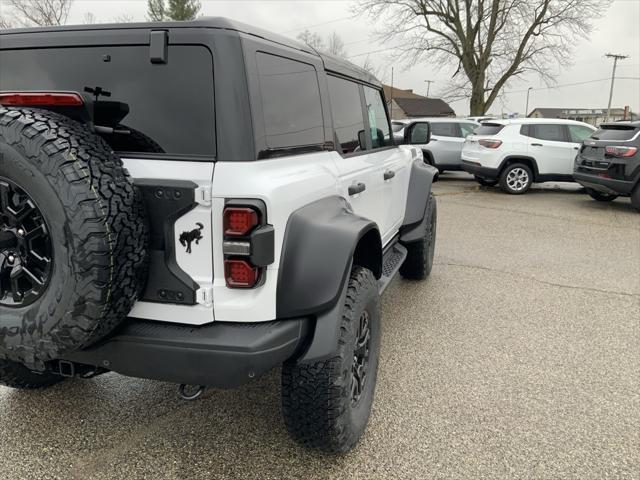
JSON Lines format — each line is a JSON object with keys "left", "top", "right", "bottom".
{"left": 1, "top": 173, "right": 639, "bottom": 480}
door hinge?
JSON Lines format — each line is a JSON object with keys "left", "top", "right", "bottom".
{"left": 195, "top": 186, "right": 212, "bottom": 206}
{"left": 195, "top": 286, "right": 214, "bottom": 307}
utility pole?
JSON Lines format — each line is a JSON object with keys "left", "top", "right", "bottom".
{"left": 424, "top": 80, "right": 434, "bottom": 98}
{"left": 525, "top": 87, "right": 533, "bottom": 118}
{"left": 605, "top": 53, "right": 628, "bottom": 121}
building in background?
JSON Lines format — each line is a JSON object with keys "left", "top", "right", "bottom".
{"left": 383, "top": 85, "right": 455, "bottom": 119}
{"left": 528, "top": 107, "right": 637, "bottom": 126}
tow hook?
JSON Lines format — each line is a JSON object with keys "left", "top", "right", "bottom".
{"left": 178, "top": 384, "right": 206, "bottom": 401}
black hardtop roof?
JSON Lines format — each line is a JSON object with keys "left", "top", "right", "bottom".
{"left": 0, "top": 17, "right": 380, "bottom": 87}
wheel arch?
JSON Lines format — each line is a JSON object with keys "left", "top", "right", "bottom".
{"left": 276, "top": 196, "right": 382, "bottom": 319}
{"left": 499, "top": 155, "right": 540, "bottom": 179}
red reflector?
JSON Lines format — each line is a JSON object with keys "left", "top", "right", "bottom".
{"left": 225, "top": 260, "right": 259, "bottom": 288}
{"left": 0, "top": 92, "right": 84, "bottom": 107}
{"left": 223, "top": 207, "right": 259, "bottom": 236}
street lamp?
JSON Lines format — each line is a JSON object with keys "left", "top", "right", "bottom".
{"left": 525, "top": 87, "right": 533, "bottom": 117}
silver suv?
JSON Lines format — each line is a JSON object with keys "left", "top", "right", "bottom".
{"left": 392, "top": 118, "right": 478, "bottom": 172}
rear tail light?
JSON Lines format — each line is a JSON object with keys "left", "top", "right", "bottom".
{"left": 479, "top": 139, "right": 502, "bottom": 149}
{"left": 0, "top": 92, "right": 84, "bottom": 107}
{"left": 223, "top": 207, "right": 259, "bottom": 236}
{"left": 605, "top": 146, "right": 638, "bottom": 158}
{"left": 224, "top": 259, "right": 259, "bottom": 288}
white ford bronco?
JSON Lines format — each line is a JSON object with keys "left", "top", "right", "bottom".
{"left": 0, "top": 18, "right": 437, "bottom": 453}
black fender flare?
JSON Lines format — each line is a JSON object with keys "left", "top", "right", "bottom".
{"left": 276, "top": 196, "right": 381, "bottom": 320}
{"left": 400, "top": 158, "right": 438, "bottom": 244}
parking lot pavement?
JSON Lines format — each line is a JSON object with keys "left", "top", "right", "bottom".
{"left": 1, "top": 173, "right": 638, "bottom": 480}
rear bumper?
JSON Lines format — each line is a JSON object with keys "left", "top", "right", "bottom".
{"left": 64, "top": 318, "right": 310, "bottom": 388}
{"left": 573, "top": 171, "right": 635, "bottom": 196}
{"left": 461, "top": 161, "right": 500, "bottom": 179}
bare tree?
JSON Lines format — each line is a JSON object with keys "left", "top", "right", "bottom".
{"left": 147, "top": 0, "right": 167, "bottom": 21}
{"left": 327, "top": 32, "right": 347, "bottom": 57}
{"left": 6, "top": 0, "right": 73, "bottom": 27}
{"left": 362, "top": 56, "right": 380, "bottom": 77}
{"left": 356, "top": 0, "right": 611, "bottom": 115}
{"left": 297, "top": 30, "right": 326, "bottom": 51}
{"left": 83, "top": 12, "right": 96, "bottom": 24}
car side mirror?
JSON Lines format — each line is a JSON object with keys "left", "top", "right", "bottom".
{"left": 357, "top": 130, "right": 367, "bottom": 150}
{"left": 403, "top": 121, "right": 431, "bottom": 145}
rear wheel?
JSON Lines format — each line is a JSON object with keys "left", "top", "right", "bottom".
{"left": 0, "top": 359, "right": 62, "bottom": 389}
{"left": 282, "top": 266, "right": 380, "bottom": 453}
{"left": 475, "top": 176, "right": 499, "bottom": 187}
{"left": 585, "top": 188, "right": 618, "bottom": 202}
{"left": 499, "top": 163, "right": 533, "bottom": 194}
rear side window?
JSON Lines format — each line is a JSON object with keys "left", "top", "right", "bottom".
{"left": 363, "top": 86, "right": 391, "bottom": 149}
{"left": 568, "top": 125, "right": 595, "bottom": 143}
{"left": 460, "top": 123, "right": 476, "bottom": 137}
{"left": 593, "top": 126, "right": 639, "bottom": 141}
{"left": 327, "top": 76, "right": 366, "bottom": 154}
{"left": 431, "top": 122, "right": 459, "bottom": 138}
{"left": 529, "top": 124, "right": 567, "bottom": 142}
{"left": 474, "top": 124, "right": 504, "bottom": 135}
{"left": 0, "top": 46, "right": 215, "bottom": 157}
{"left": 256, "top": 53, "right": 324, "bottom": 150}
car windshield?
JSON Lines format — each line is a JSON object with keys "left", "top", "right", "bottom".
{"left": 592, "top": 126, "right": 639, "bottom": 141}
{"left": 474, "top": 123, "right": 504, "bottom": 135}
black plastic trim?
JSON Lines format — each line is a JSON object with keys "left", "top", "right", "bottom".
{"left": 400, "top": 159, "right": 437, "bottom": 244}
{"left": 276, "top": 196, "right": 381, "bottom": 318}
{"left": 135, "top": 179, "right": 200, "bottom": 304}
{"left": 64, "top": 317, "right": 310, "bottom": 388}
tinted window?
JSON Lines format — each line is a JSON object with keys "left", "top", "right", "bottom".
{"left": 460, "top": 123, "right": 476, "bottom": 137}
{"left": 474, "top": 124, "right": 504, "bottom": 135}
{"left": 431, "top": 122, "right": 459, "bottom": 138}
{"left": 0, "top": 46, "right": 215, "bottom": 156}
{"left": 363, "top": 86, "right": 391, "bottom": 149}
{"left": 531, "top": 124, "right": 566, "bottom": 142}
{"left": 256, "top": 53, "right": 324, "bottom": 150}
{"left": 568, "top": 125, "right": 595, "bottom": 143}
{"left": 592, "top": 126, "right": 639, "bottom": 141}
{"left": 327, "top": 76, "right": 366, "bottom": 154}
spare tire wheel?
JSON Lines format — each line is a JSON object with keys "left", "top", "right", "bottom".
{"left": 0, "top": 107, "right": 149, "bottom": 368}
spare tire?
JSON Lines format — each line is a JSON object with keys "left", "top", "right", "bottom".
{"left": 0, "top": 107, "right": 149, "bottom": 368}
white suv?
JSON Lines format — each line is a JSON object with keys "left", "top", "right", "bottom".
{"left": 392, "top": 118, "right": 478, "bottom": 172}
{"left": 461, "top": 118, "right": 596, "bottom": 194}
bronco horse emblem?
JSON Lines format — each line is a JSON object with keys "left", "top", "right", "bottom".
{"left": 179, "top": 223, "right": 204, "bottom": 254}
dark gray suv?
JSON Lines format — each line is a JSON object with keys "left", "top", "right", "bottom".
{"left": 574, "top": 121, "right": 640, "bottom": 211}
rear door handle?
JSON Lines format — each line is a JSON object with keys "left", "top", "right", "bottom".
{"left": 383, "top": 170, "right": 396, "bottom": 181}
{"left": 348, "top": 182, "right": 366, "bottom": 196}
{"left": 531, "top": 143, "right": 543, "bottom": 147}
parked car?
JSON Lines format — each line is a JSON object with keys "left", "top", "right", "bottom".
{"left": 461, "top": 118, "right": 596, "bottom": 194}
{"left": 0, "top": 18, "right": 439, "bottom": 453}
{"left": 574, "top": 121, "right": 640, "bottom": 210}
{"left": 392, "top": 118, "right": 478, "bottom": 172}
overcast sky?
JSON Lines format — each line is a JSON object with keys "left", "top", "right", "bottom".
{"left": 28, "top": 0, "right": 640, "bottom": 116}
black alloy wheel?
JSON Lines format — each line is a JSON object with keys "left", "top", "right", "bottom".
{"left": 351, "top": 310, "right": 372, "bottom": 406}
{"left": 0, "top": 177, "right": 53, "bottom": 307}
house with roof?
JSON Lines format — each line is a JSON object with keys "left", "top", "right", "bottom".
{"left": 383, "top": 85, "right": 455, "bottom": 119}
{"left": 528, "top": 107, "right": 637, "bottom": 126}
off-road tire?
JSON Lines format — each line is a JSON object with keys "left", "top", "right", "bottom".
{"left": 281, "top": 267, "right": 381, "bottom": 453}
{"left": 475, "top": 176, "right": 499, "bottom": 187}
{"left": 400, "top": 194, "right": 437, "bottom": 280}
{"left": 0, "top": 107, "right": 149, "bottom": 368}
{"left": 630, "top": 183, "right": 640, "bottom": 212}
{"left": 0, "top": 358, "right": 62, "bottom": 389}
{"left": 585, "top": 188, "right": 618, "bottom": 202}
{"left": 499, "top": 162, "right": 533, "bottom": 194}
